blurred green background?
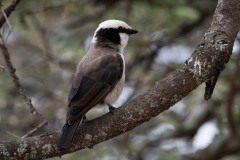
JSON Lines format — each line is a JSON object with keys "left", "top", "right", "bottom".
{"left": 1, "top": 0, "right": 240, "bottom": 159}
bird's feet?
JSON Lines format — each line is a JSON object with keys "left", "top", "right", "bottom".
{"left": 82, "top": 115, "right": 89, "bottom": 123}
{"left": 106, "top": 103, "right": 116, "bottom": 113}
{"left": 109, "top": 106, "right": 116, "bottom": 113}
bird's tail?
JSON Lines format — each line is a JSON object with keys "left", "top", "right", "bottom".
{"left": 58, "top": 118, "right": 82, "bottom": 150}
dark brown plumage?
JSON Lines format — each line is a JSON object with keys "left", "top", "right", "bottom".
{"left": 58, "top": 20, "right": 138, "bottom": 150}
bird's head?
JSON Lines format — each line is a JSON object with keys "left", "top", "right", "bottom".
{"left": 91, "top": 19, "right": 138, "bottom": 50}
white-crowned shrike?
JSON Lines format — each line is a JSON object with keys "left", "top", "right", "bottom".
{"left": 58, "top": 19, "right": 138, "bottom": 150}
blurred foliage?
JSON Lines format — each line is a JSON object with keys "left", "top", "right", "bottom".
{"left": 1, "top": 0, "right": 240, "bottom": 160}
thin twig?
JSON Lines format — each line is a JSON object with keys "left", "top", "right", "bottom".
{"left": 0, "top": 0, "right": 21, "bottom": 28}
{"left": 0, "top": 1, "right": 48, "bottom": 136}
{"left": 6, "top": 131, "right": 20, "bottom": 138}
{"left": 0, "top": 34, "right": 48, "bottom": 136}
{"left": 0, "top": 64, "right": 4, "bottom": 71}
{"left": 1, "top": 9, "right": 14, "bottom": 41}
{"left": 21, "top": 120, "right": 48, "bottom": 138}
{"left": 29, "top": 14, "right": 55, "bottom": 63}
{"left": 28, "top": 14, "right": 75, "bottom": 70}
{"left": 1, "top": 9, "right": 12, "bottom": 30}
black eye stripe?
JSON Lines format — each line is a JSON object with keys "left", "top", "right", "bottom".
{"left": 118, "top": 27, "right": 128, "bottom": 33}
{"left": 95, "top": 28, "right": 121, "bottom": 45}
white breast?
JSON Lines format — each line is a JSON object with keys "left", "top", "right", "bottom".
{"left": 104, "top": 53, "right": 125, "bottom": 105}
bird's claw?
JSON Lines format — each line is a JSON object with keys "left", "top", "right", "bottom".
{"left": 82, "top": 115, "right": 89, "bottom": 123}
{"left": 108, "top": 105, "right": 116, "bottom": 113}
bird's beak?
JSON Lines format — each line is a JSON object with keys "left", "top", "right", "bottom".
{"left": 126, "top": 28, "right": 138, "bottom": 35}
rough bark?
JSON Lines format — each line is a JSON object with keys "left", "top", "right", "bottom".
{"left": 0, "top": 0, "right": 240, "bottom": 159}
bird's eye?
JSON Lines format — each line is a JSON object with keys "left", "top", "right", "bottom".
{"left": 118, "top": 27, "right": 126, "bottom": 33}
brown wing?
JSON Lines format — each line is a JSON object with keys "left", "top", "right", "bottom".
{"left": 66, "top": 53, "right": 123, "bottom": 125}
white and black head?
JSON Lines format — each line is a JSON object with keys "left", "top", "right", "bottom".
{"left": 91, "top": 19, "right": 138, "bottom": 51}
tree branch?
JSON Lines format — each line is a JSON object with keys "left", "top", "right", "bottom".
{"left": 0, "top": 0, "right": 240, "bottom": 159}
{"left": 0, "top": 34, "right": 48, "bottom": 137}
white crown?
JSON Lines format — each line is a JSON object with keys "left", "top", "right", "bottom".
{"left": 97, "top": 19, "right": 131, "bottom": 30}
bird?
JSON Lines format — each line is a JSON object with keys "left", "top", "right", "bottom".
{"left": 58, "top": 19, "right": 138, "bottom": 150}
